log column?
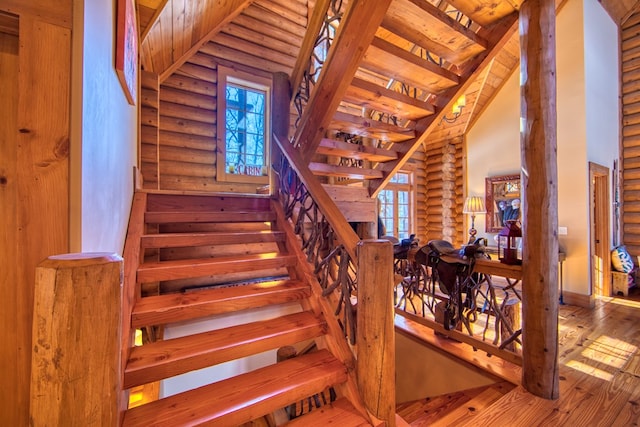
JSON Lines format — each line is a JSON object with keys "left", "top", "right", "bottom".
{"left": 519, "top": 0, "right": 560, "bottom": 399}
{"left": 357, "top": 240, "right": 395, "bottom": 426}
{"left": 30, "top": 253, "right": 123, "bottom": 425}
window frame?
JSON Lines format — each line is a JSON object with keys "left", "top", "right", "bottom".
{"left": 378, "top": 170, "right": 416, "bottom": 239}
{"left": 216, "top": 66, "right": 271, "bottom": 184}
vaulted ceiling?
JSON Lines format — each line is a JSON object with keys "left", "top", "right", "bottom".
{"left": 134, "top": 0, "right": 638, "bottom": 192}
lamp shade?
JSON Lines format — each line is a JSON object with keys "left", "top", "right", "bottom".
{"left": 463, "top": 196, "right": 486, "bottom": 214}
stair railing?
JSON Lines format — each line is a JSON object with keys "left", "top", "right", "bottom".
{"left": 273, "top": 133, "right": 360, "bottom": 343}
{"left": 272, "top": 134, "right": 396, "bottom": 426}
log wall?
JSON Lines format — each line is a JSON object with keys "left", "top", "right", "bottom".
{"left": 622, "top": 11, "right": 640, "bottom": 258}
{"left": 421, "top": 138, "right": 464, "bottom": 247}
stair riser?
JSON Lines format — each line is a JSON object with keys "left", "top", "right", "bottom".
{"left": 145, "top": 211, "right": 276, "bottom": 224}
{"left": 147, "top": 193, "right": 272, "bottom": 213}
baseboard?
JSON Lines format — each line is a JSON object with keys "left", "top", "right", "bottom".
{"left": 560, "top": 291, "right": 595, "bottom": 308}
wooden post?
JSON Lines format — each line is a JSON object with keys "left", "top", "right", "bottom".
{"left": 357, "top": 240, "right": 395, "bottom": 426}
{"left": 519, "top": 0, "right": 560, "bottom": 399}
{"left": 271, "top": 71, "right": 291, "bottom": 196}
{"left": 30, "top": 253, "right": 123, "bottom": 426}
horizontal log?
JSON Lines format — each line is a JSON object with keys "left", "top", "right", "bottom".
{"left": 160, "top": 86, "right": 216, "bottom": 110}
{"left": 141, "top": 106, "right": 158, "bottom": 127}
{"left": 160, "top": 101, "right": 216, "bottom": 124}
{"left": 623, "top": 91, "right": 640, "bottom": 105}
{"left": 163, "top": 74, "right": 216, "bottom": 97}
{"left": 140, "top": 143, "right": 158, "bottom": 163}
{"left": 160, "top": 130, "right": 215, "bottom": 151}
{"left": 243, "top": 3, "right": 306, "bottom": 39}
{"left": 160, "top": 116, "right": 215, "bottom": 137}
{"left": 159, "top": 160, "right": 216, "bottom": 179}
{"left": 623, "top": 134, "right": 640, "bottom": 148}
{"left": 200, "top": 42, "right": 292, "bottom": 75}
{"left": 623, "top": 34, "right": 640, "bottom": 52}
{"left": 159, "top": 145, "right": 215, "bottom": 165}
{"left": 175, "top": 63, "right": 217, "bottom": 83}
{"left": 141, "top": 125, "right": 158, "bottom": 145}
{"left": 232, "top": 14, "right": 304, "bottom": 47}
{"left": 159, "top": 174, "right": 262, "bottom": 193}
{"left": 141, "top": 87, "right": 159, "bottom": 109}
{"left": 624, "top": 101, "right": 640, "bottom": 116}
{"left": 623, "top": 56, "right": 640, "bottom": 73}
{"left": 222, "top": 22, "right": 301, "bottom": 58}
{"left": 623, "top": 123, "right": 640, "bottom": 137}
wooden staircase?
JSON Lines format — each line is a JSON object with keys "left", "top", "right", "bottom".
{"left": 121, "top": 191, "right": 375, "bottom": 426}
{"left": 292, "top": 0, "right": 518, "bottom": 196}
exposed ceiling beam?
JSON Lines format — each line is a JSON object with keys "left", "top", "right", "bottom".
{"left": 368, "top": 11, "right": 519, "bottom": 198}
{"left": 292, "top": 0, "right": 394, "bottom": 162}
{"left": 158, "top": 0, "right": 253, "bottom": 82}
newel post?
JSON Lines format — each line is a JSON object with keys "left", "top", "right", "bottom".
{"left": 30, "top": 253, "right": 123, "bottom": 426}
{"left": 356, "top": 240, "right": 395, "bottom": 426}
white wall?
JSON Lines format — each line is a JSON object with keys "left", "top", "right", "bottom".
{"left": 71, "top": 0, "right": 138, "bottom": 253}
{"left": 584, "top": 0, "right": 620, "bottom": 246}
{"left": 466, "top": 0, "right": 619, "bottom": 298}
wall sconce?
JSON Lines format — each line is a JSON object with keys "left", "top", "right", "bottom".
{"left": 463, "top": 195, "right": 485, "bottom": 243}
{"left": 440, "top": 94, "right": 466, "bottom": 124}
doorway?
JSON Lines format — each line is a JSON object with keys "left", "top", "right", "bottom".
{"left": 589, "top": 162, "right": 611, "bottom": 296}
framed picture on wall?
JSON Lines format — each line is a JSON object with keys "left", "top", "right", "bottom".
{"left": 116, "top": 0, "right": 138, "bottom": 105}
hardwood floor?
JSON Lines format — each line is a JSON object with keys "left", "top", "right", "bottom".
{"left": 396, "top": 291, "right": 640, "bottom": 426}
{"left": 458, "top": 294, "right": 640, "bottom": 426}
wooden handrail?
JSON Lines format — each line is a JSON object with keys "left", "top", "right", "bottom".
{"left": 272, "top": 133, "right": 360, "bottom": 261}
{"left": 120, "top": 191, "right": 148, "bottom": 419}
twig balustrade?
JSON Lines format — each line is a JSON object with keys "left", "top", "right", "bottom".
{"left": 394, "top": 242, "right": 524, "bottom": 364}
{"left": 275, "top": 153, "right": 358, "bottom": 344}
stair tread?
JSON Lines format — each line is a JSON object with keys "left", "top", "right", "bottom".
{"left": 140, "top": 231, "right": 285, "bottom": 248}
{"left": 132, "top": 279, "right": 311, "bottom": 327}
{"left": 284, "top": 397, "right": 371, "bottom": 426}
{"left": 344, "top": 77, "right": 435, "bottom": 121}
{"left": 125, "top": 311, "right": 327, "bottom": 388}
{"left": 309, "top": 163, "right": 384, "bottom": 180}
{"left": 137, "top": 252, "right": 296, "bottom": 283}
{"left": 122, "top": 349, "right": 348, "bottom": 427}
{"left": 316, "top": 137, "right": 399, "bottom": 162}
{"left": 145, "top": 210, "right": 276, "bottom": 224}
{"left": 329, "top": 111, "right": 416, "bottom": 143}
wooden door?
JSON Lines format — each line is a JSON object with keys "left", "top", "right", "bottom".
{"left": 589, "top": 162, "right": 611, "bottom": 296}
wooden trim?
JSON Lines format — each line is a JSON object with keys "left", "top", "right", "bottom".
{"left": 560, "top": 291, "right": 596, "bottom": 308}
{"left": 215, "top": 65, "right": 271, "bottom": 186}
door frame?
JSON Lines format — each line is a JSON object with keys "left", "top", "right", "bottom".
{"left": 589, "top": 162, "right": 611, "bottom": 296}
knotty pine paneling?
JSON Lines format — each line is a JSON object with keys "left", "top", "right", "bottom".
{"left": 623, "top": 11, "right": 640, "bottom": 259}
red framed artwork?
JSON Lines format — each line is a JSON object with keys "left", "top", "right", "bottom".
{"left": 116, "top": 0, "right": 138, "bottom": 105}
